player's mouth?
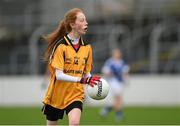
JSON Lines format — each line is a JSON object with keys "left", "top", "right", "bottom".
{"left": 84, "top": 27, "right": 88, "bottom": 32}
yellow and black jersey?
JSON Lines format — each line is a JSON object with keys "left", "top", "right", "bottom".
{"left": 43, "top": 35, "right": 92, "bottom": 109}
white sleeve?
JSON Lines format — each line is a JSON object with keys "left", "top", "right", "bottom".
{"left": 102, "top": 65, "right": 111, "bottom": 74}
{"left": 84, "top": 72, "right": 91, "bottom": 78}
{"left": 102, "top": 61, "right": 111, "bottom": 74}
{"left": 55, "top": 69, "right": 81, "bottom": 82}
{"left": 122, "top": 65, "right": 130, "bottom": 73}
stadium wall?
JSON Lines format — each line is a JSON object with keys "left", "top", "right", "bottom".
{"left": 0, "top": 75, "right": 179, "bottom": 106}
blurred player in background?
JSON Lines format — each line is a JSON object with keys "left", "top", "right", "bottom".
{"left": 100, "top": 48, "right": 130, "bottom": 121}
{"left": 42, "top": 8, "right": 101, "bottom": 126}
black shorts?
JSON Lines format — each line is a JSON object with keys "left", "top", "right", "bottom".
{"left": 42, "top": 101, "right": 83, "bottom": 121}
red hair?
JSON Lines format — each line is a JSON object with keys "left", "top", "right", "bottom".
{"left": 44, "top": 8, "right": 83, "bottom": 61}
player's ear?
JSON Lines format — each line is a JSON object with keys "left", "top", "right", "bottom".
{"left": 70, "top": 22, "right": 75, "bottom": 29}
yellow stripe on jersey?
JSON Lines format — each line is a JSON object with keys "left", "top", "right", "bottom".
{"left": 49, "top": 38, "right": 64, "bottom": 64}
{"left": 81, "top": 37, "right": 84, "bottom": 45}
{"left": 64, "top": 36, "right": 71, "bottom": 45}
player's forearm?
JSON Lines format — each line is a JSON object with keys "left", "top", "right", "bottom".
{"left": 123, "top": 73, "right": 130, "bottom": 85}
{"left": 55, "top": 69, "right": 91, "bottom": 83}
{"left": 55, "top": 69, "right": 81, "bottom": 82}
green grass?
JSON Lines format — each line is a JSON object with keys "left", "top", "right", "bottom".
{"left": 0, "top": 106, "right": 179, "bottom": 125}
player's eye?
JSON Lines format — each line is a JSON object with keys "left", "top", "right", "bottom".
{"left": 79, "top": 18, "right": 84, "bottom": 22}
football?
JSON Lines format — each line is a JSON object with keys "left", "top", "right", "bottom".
{"left": 86, "top": 78, "right": 109, "bottom": 100}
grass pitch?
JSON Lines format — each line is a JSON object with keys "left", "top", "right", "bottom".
{"left": 0, "top": 106, "right": 179, "bottom": 125}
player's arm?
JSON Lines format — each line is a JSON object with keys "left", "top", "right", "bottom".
{"left": 102, "top": 66, "right": 112, "bottom": 77}
{"left": 55, "top": 69, "right": 80, "bottom": 82}
{"left": 55, "top": 69, "right": 100, "bottom": 87}
{"left": 79, "top": 45, "right": 101, "bottom": 86}
{"left": 102, "top": 60, "right": 112, "bottom": 78}
{"left": 122, "top": 65, "right": 130, "bottom": 85}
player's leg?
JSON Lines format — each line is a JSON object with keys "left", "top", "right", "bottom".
{"left": 68, "top": 108, "right": 81, "bottom": 126}
{"left": 113, "top": 95, "right": 123, "bottom": 120}
{"left": 99, "top": 93, "right": 112, "bottom": 117}
{"left": 114, "top": 83, "right": 124, "bottom": 120}
{"left": 99, "top": 79, "right": 115, "bottom": 117}
{"left": 99, "top": 106, "right": 112, "bottom": 117}
{"left": 110, "top": 81, "right": 124, "bottom": 120}
{"left": 114, "top": 95, "right": 121, "bottom": 110}
{"left": 66, "top": 101, "right": 83, "bottom": 126}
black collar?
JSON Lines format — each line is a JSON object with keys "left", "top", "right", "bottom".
{"left": 64, "top": 35, "right": 84, "bottom": 52}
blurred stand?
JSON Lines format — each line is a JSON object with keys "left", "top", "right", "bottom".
{"left": 0, "top": 0, "right": 180, "bottom": 75}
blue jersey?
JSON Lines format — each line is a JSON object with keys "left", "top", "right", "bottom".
{"left": 102, "top": 58, "right": 129, "bottom": 82}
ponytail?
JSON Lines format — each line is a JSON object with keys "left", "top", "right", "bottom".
{"left": 43, "top": 8, "right": 83, "bottom": 62}
{"left": 44, "top": 20, "right": 66, "bottom": 61}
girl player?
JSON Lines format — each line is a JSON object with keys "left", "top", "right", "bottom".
{"left": 42, "top": 8, "right": 101, "bottom": 125}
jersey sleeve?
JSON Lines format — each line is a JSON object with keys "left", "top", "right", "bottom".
{"left": 122, "top": 64, "right": 130, "bottom": 73}
{"left": 84, "top": 45, "right": 92, "bottom": 74}
{"left": 50, "top": 44, "right": 64, "bottom": 71}
{"left": 102, "top": 59, "right": 111, "bottom": 74}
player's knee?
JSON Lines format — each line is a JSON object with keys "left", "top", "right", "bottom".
{"left": 69, "top": 118, "right": 80, "bottom": 126}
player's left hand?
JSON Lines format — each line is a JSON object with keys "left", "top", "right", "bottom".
{"left": 80, "top": 76, "right": 101, "bottom": 87}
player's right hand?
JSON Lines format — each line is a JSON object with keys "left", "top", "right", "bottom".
{"left": 80, "top": 76, "right": 101, "bottom": 87}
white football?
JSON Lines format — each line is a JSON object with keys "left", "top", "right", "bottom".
{"left": 86, "top": 78, "right": 109, "bottom": 100}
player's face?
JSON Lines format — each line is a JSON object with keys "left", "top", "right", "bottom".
{"left": 72, "top": 12, "right": 88, "bottom": 35}
{"left": 112, "top": 49, "right": 122, "bottom": 59}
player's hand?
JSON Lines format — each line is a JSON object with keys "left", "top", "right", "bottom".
{"left": 80, "top": 76, "right": 101, "bottom": 87}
